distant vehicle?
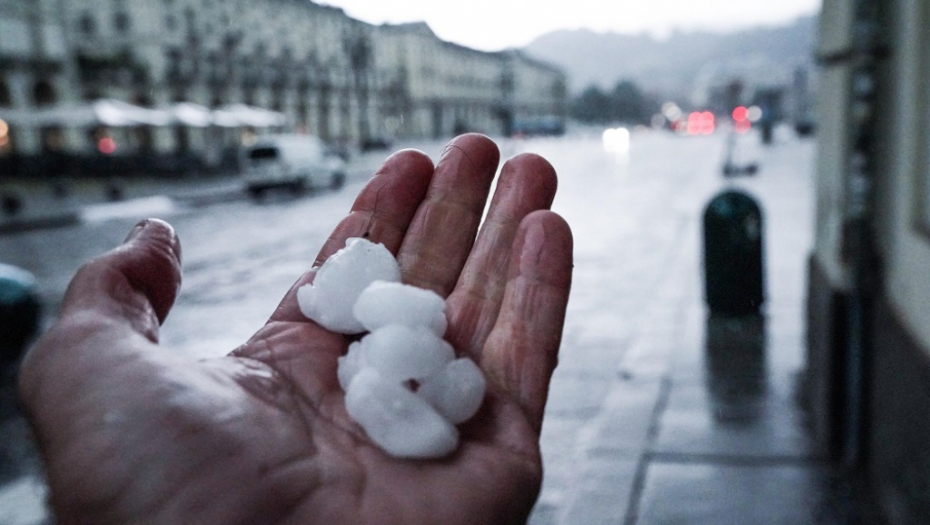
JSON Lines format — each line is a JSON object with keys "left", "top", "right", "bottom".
{"left": 0, "top": 263, "right": 40, "bottom": 367}
{"left": 511, "top": 116, "right": 565, "bottom": 137}
{"left": 243, "top": 134, "right": 346, "bottom": 197}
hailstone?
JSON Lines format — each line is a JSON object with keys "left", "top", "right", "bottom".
{"left": 353, "top": 280, "right": 448, "bottom": 336}
{"left": 297, "top": 238, "right": 401, "bottom": 333}
{"left": 417, "top": 358, "right": 487, "bottom": 424}
{"left": 345, "top": 369, "right": 459, "bottom": 459}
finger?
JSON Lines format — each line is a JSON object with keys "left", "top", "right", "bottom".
{"left": 481, "top": 211, "right": 573, "bottom": 433}
{"left": 55, "top": 218, "right": 182, "bottom": 342}
{"left": 396, "top": 133, "right": 500, "bottom": 297}
{"left": 267, "top": 148, "right": 435, "bottom": 323}
{"left": 444, "top": 153, "right": 557, "bottom": 357}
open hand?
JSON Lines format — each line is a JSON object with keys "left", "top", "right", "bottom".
{"left": 19, "top": 134, "right": 573, "bottom": 525}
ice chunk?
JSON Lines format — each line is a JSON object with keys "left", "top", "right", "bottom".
{"left": 337, "top": 341, "right": 366, "bottom": 391}
{"left": 358, "top": 325, "right": 455, "bottom": 383}
{"left": 297, "top": 238, "right": 401, "bottom": 333}
{"left": 345, "top": 368, "right": 459, "bottom": 458}
{"left": 418, "top": 358, "right": 487, "bottom": 424}
{"left": 353, "top": 281, "right": 448, "bottom": 336}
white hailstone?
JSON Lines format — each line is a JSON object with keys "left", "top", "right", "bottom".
{"left": 345, "top": 368, "right": 459, "bottom": 458}
{"left": 337, "top": 341, "right": 365, "bottom": 391}
{"left": 353, "top": 280, "right": 448, "bottom": 336}
{"left": 347, "top": 324, "right": 454, "bottom": 385}
{"left": 417, "top": 358, "right": 487, "bottom": 424}
{"left": 297, "top": 238, "right": 401, "bottom": 334}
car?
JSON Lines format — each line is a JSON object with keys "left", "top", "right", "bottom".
{"left": 242, "top": 134, "right": 347, "bottom": 197}
{"left": 0, "top": 263, "right": 41, "bottom": 367}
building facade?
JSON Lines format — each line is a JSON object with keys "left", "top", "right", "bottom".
{"left": 806, "top": 0, "right": 930, "bottom": 522}
{"left": 0, "top": 0, "right": 566, "bottom": 160}
{"left": 0, "top": 0, "right": 76, "bottom": 155}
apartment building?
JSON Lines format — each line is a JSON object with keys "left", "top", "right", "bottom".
{"left": 0, "top": 0, "right": 566, "bottom": 160}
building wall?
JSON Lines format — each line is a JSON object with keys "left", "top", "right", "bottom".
{"left": 872, "top": 0, "right": 930, "bottom": 355}
{"left": 0, "top": 0, "right": 75, "bottom": 154}
{"left": 807, "top": 0, "right": 930, "bottom": 522}
{"left": 867, "top": 0, "right": 930, "bottom": 520}
{"left": 803, "top": 0, "right": 857, "bottom": 457}
{"left": 0, "top": 1, "right": 566, "bottom": 159}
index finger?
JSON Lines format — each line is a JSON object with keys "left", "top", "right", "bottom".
{"left": 267, "top": 148, "right": 435, "bottom": 323}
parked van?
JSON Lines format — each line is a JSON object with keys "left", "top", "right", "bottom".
{"left": 242, "top": 134, "right": 346, "bottom": 197}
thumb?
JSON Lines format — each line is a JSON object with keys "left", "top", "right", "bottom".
{"left": 58, "top": 218, "right": 182, "bottom": 342}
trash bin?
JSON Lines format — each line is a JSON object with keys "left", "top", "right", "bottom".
{"left": 702, "top": 190, "right": 764, "bottom": 316}
{"left": 0, "top": 263, "right": 41, "bottom": 365}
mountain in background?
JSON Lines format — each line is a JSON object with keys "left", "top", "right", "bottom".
{"left": 522, "top": 16, "right": 817, "bottom": 103}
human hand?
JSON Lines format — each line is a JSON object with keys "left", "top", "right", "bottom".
{"left": 19, "top": 134, "right": 573, "bottom": 525}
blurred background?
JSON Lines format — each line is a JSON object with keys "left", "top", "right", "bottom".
{"left": 3, "top": 0, "right": 929, "bottom": 524}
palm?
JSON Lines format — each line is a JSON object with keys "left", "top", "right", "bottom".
{"left": 20, "top": 135, "right": 573, "bottom": 525}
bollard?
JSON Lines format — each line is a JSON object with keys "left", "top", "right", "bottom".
{"left": 702, "top": 189, "right": 764, "bottom": 316}
{"left": 0, "top": 264, "right": 41, "bottom": 366}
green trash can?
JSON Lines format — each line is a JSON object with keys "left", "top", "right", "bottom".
{"left": 702, "top": 190, "right": 764, "bottom": 316}
{"left": 0, "top": 263, "right": 41, "bottom": 365}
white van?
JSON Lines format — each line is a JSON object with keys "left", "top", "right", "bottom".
{"left": 242, "top": 134, "right": 346, "bottom": 197}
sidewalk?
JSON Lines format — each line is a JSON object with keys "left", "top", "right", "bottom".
{"left": 529, "top": 132, "right": 885, "bottom": 524}
{"left": 0, "top": 175, "right": 243, "bottom": 234}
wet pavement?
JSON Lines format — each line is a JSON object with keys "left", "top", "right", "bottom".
{"left": 0, "top": 129, "right": 885, "bottom": 523}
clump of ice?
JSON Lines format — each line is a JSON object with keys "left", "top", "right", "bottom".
{"left": 347, "top": 325, "right": 455, "bottom": 384}
{"left": 297, "top": 238, "right": 401, "bottom": 334}
{"left": 299, "top": 236, "right": 486, "bottom": 459}
{"left": 353, "top": 280, "right": 448, "bottom": 336}
{"left": 345, "top": 369, "right": 459, "bottom": 458}
{"left": 417, "top": 358, "right": 487, "bottom": 424}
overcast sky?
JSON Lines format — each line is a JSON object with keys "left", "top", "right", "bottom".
{"left": 320, "top": 0, "right": 822, "bottom": 51}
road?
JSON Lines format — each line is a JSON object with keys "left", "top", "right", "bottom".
{"left": 0, "top": 128, "right": 818, "bottom": 524}
{"left": 1, "top": 131, "right": 730, "bottom": 358}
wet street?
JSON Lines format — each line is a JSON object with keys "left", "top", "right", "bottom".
{"left": 1, "top": 132, "right": 737, "bottom": 357}
{"left": 1, "top": 129, "right": 868, "bottom": 524}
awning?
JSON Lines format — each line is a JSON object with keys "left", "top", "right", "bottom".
{"left": 0, "top": 99, "right": 171, "bottom": 127}
{"left": 0, "top": 100, "right": 287, "bottom": 128}
{"left": 212, "top": 104, "right": 288, "bottom": 127}
{"left": 169, "top": 102, "right": 213, "bottom": 127}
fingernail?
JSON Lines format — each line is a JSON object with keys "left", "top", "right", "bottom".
{"left": 124, "top": 219, "right": 182, "bottom": 260}
{"left": 125, "top": 219, "right": 151, "bottom": 242}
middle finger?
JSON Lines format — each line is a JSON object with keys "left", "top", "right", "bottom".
{"left": 396, "top": 133, "right": 500, "bottom": 296}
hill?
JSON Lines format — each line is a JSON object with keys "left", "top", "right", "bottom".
{"left": 521, "top": 16, "right": 817, "bottom": 102}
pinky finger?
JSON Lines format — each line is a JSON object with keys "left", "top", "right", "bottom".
{"left": 479, "top": 210, "right": 573, "bottom": 434}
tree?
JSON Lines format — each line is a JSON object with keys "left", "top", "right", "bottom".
{"left": 610, "top": 80, "right": 649, "bottom": 123}
{"left": 570, "top": 79, "right": 655, "bottom": 124}
{"left": 571, "top": 86, "right": 613, "bottom": 123}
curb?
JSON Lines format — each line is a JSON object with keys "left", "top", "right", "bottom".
{"left": 0, "top": 185, "right": 248, "bottom": 236}
{"left": 0, "top": 163, "right": 376, "bottom": 236}
{"left": 0, "top": 213, "right": 81, "bottom": 235}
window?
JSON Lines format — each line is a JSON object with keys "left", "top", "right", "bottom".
{"left": 79, "top": 13, "right": 96, "bottom": 36}
{"left": 114, "top": 11, "right": 131, "bottom": 34}
{"left": 0, "top": 80, "right": 10, "bottom": 107}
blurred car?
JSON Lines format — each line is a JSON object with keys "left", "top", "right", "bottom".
{"left": 0, "top": 263, "right": 40, "bottom": 367}
{"left": 243, "top": 134, "right": 346, "bottom": 197}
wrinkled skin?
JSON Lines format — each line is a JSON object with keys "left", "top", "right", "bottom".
{"left": 19, "top": 134, "right": 573, "bottom": 525}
